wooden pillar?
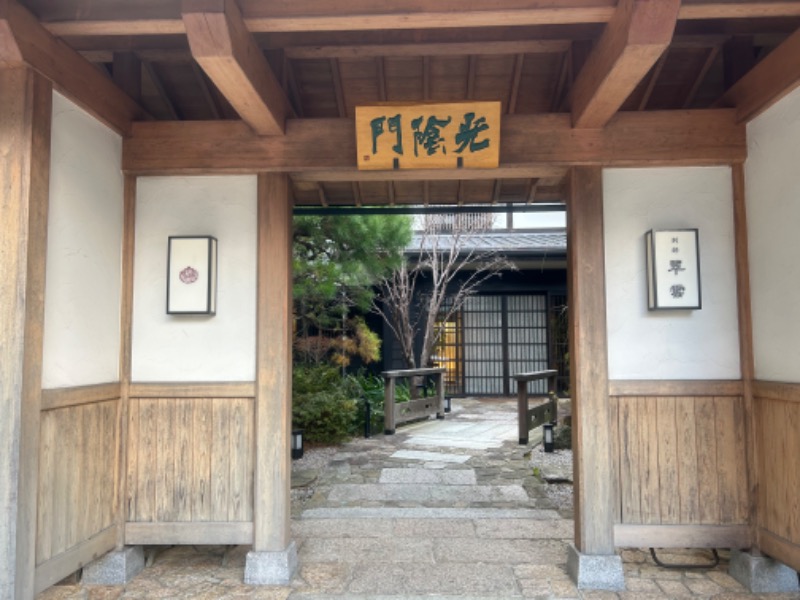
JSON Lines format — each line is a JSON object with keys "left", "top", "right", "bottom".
{"left": 732, "top": 163, "right": 759, "bottom": 548}
{"left": 254, "top": 173, "right": 293, "bottom": 551}
{"left": 567, "top": 167, "right": 616, "bottom": 555}
{"left": 0, "top": 67, "right": 52, "bottom": 600}
{"left": 115, "top": 176, "right": 137, "bottom": 548}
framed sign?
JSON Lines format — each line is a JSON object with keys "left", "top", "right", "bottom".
{"left": 646, "top": 229, "right": 701, "bottom": 310}
{"left": 167, "top": 236, "right": 217, "bottom": 315}
{"left": 355, "top": 101, "right": 501, "bottom": 170}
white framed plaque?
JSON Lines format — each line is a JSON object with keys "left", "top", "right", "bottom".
{"left": 646, "top": 229, "right": 701, "bottom": 310}
{"left": 167, "top": 236, "right": 217, "bottom": 315}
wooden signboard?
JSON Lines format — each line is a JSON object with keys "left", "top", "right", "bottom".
{"left": 356, "top": 101, "right": 501, "bottom": 170}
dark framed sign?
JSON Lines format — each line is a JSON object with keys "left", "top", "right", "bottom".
{"left": 167, "top": 236, "right": 218, "bottom": 315}
{"left": 646, "top": 229, "right": 701, "bottom": 310}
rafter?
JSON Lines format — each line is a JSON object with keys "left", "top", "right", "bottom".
{"left": 143, "top": 61, "right": 180, "bottom": 120}
{"left": 508, "top": 53, "right": 525, "bottom": 114}
{"left": 717, "top": 27, "right": 800, "bottom": 123}
{"left": 123, "top": 110, "right": 746, "bottom": 176}
{"left": 570, "top": 0, "right": 680, "bottom": 128}
{"left": 330, "top": 58, "right": 347, "bottom": 117}
{"left": 182, "top": 0, "right": 293, "bottom": 135}
{"left": 191, "top": 62, "right": 223, "bottom": 119}
{"left": 0, "top": 0, "right": 143, "bottom": 134}
{"left": 637, "top": 49, "right": 668, "bottom": 111}
{"left": 682, "top": 44, "right": 719, "bottom": 108}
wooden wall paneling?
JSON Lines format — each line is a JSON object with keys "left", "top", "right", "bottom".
{"left": 65, "top": 408, "right": 80, "bottom": 551}
{"left": 567, "top": 166, "right": 614, "bottom": 554}
{"left": 229, "top": 398, "right": 254, "bottom": 521}
{"left": 0, "top": 66, "right": 51, "bottom": 599}
{"left": 136, "top": 399, "right": 157, "bottom": 522}
{"left": 789, "top": 402, "right": 800, "bottom": 545}
{"left": 714, "top": 397, "right": 748, "bottom": 524}
{"left": 125, "top": 398, "right": 140, "bottom": 523}
{"left": 608, "top": 395, "right": 621, "bottom": 522}
{"left": 192, "top": 399, "right": 213, "bottom": 521}
{"left": 156, "top": 398, "right": 176, "bottom": 522}
{"left": 656, "top": 397, "right": 680, "bottom": 524}
{"left": 617, "top": 397, "right": 642, "bottom": 524}
{"left": 78, "top": 405, "right": 92, "bottom": 543}
{"left": 695, "top": 396, "right": 720, "bottom": 524}
{"left": 174, "top": 398, "right": 193, "bottom": 521}
{"left": 211, "top": 398, "right": 231, "bottom": 521}
{"left": 640, "top": 397, "right": 661, "bottom": 525}
{"left": 676, "top": 398, "right": 700, "bottom": 524}
{"left": 35, "top": 410, "right": 56, "bottom": 564}
{"left": 40, "top": 382, "right": 120, "bottom": 411}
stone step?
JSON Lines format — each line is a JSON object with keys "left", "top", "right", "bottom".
{"left": 327, "top": 483, "right": 529, "bottom": 505}
{"left": 378, "top": 468, "right": 476, "bottom": 485}
{"left": 299, "top": 507, "right": 560, "bottom": 520}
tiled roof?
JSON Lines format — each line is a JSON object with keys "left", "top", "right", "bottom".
{"left": 408, "top": 230, "right": 566, "bottom": 255}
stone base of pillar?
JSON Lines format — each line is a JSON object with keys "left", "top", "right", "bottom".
{"left": 244, "top": 541, "right": 298, "bottom": 585}
{"left": 567, "top": 543, "right": 625, "bottom": 591}
{"left": 82, "top": 546, "right": 144, "bottom": 585}
{"left": 729, "top": 550, "right": 799, "bottom": 593}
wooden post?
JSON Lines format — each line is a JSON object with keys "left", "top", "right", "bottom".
{"left": 384, "top": 377, "right": 396, "bottom": 434}
{"left": 115, "top": 176, "right": 137, "bottom": 548}
{"left": 732, "top": 163, "right": 759, "bottom": 549}
{"left": 435, "top": 371, "right": 444, "bottom": 419}
{"left": 254, "top": 173, "right": 292, "bottom": 552}
{"left": 0, "top": 67, "right": 52, "bottom": 600}
{"left": 517, "top": 381, "right": 529, "bottom": 445}
{"left": 567, "top": 167, "right": 616, "bottom": 555}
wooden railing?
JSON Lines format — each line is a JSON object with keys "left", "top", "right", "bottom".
{"left": 382, "top": 367, "right": 446, "bottom": 434}
{"left": 515, "top": 369, "right": 558, "bottom": 445}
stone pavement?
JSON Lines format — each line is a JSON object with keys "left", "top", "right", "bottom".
{"left": 38, "top": 398, "right": 799, "bottom": 599}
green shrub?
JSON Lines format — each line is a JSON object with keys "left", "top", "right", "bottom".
{"left": 347, "top": 372, "right": 386, "bottom": 435}
{"left": 292, "top": 365, "right": 358, "bottom": 444}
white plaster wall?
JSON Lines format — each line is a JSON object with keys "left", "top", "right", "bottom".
{"left": 132, "top": 176, "right": 257, "bottom": 381}
{"left": 745, "top": 85, "right": 800, "bottom": 382}
{"left": 604, "top": 167, "right": 740, "bottom": 380}
{"left": 42, "top": 93, "right": 124, "bottom": 388}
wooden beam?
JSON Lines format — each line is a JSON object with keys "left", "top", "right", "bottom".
{"left": 567, "top": 166, "right": 614, "bottom": 554}
{"left": 143, "top": 61, "right": 180, "bottom": 119}
{"left": 255, "top": 173, "right": 293, "bottom": 551}
{"left": 637, "top": 49, "right": 668, "bottom": 111}
{"left": 182, "top": 0, "right": 293, "bottom": 135}
{"left": 0, "top": 66, "right": 52, "bottom": 600}
{"left": 191, "top": 62, "right": 223, "bottom": 119}
{"left": 123, "top": 109, "right": 746, "bottom": 176}
{"left": 285, "top": 40, "right": 570, "bottom": 60}
{"left": 508, "top": 54, "right": 525, "bottom": 114}
{"left": 0, "top": 0, "right": 143, "bottom": 134}
{"left": 38, "top": 1, "right": 800, "bottom": 37}
{"left": 718, "top": 27, "right": 800, "bottom": 123}
{"left": 571, "top": 0, "right": 680, "bottom": 128}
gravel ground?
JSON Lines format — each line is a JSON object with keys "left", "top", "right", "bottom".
{"left": 529, "top": 445, "right": 574, "bottom": 513}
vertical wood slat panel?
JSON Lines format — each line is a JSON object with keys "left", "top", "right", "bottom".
{"left": 640, "top": 398, "right": 661, "bottom": 524}
{"left": 613, "top": 394, "right": 747, "bottom": 526}
{"left": 617, "top": 397, "right": 641, "bottom": 523}
{"left": 656, "top": 397, "right": 680, "bottom": 523}
{"left": 756, "top": 393, "right": 800, "bottom": 547}
{"left": 676, "top": 398, "right": 699, "bottom": 523}
{"left": 36, "top": 400, "right": 119, "bottom": 565}
{"left": 695, "top": 396, "right": 720, "bottom": 524}
{"left": 126, "top": 397, "right": 254, "bottom": 524}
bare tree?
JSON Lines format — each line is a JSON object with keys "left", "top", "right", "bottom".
{"left": 374, "top": 212, "right": 514, "bottom": 371}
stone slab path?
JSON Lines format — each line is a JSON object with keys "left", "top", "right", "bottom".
{"left": 38, "top": 398, "right": 798, "bottom": 599}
